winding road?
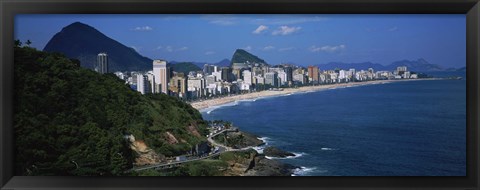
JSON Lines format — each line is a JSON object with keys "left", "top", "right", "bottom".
{"left": 132, "top": 128, "right": 255, "bottom": 172}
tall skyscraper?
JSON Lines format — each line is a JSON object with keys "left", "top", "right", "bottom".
{"left": 308, "top": 66, "right": 319, "bottom": 83}
{"left": 96, "top": 53, "right": 108, "bottom": 74}
{"left": 285, "top": 67, "right": 293, "bottom": 82}
{"left": 153, "top": 60, "right": 169, "bottom": 94}
{"left": 221, "top": 67, "right": 232, "bottom": 82}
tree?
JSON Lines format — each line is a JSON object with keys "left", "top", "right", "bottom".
{"left": 14, "top": 47, "right": 209, "bottom": 176}
{"left": 14, "top": 39, "right": 22, "bottom": 47}
{"left": 25, "top": 40, "right": 32, "bottom": 47}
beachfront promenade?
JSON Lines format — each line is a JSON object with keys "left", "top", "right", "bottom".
{"left": 132, "top": 128, "right": 254, "bottom": 172}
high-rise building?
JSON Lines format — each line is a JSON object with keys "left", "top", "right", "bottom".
{"left": 265, "top": 72, "right": 279, "bottom": 87}
{"left": 221, "top": 67, "right": 232, "bottom": 82}
{"left": 188, "top": 77, "right": 205, "bottom": 98}
{"left": 252, "top": 66, "right": 263, "bottom": 76}
{"left": 285, "top": 67, "right": 293, "bottom": 82}
{"left": 136, "top": 74, "right": 152, "bottom": 94}
{"left": 203, "top": 64, "right": 215, "bottom": 75}
{"left": 232, "top": 69, "right": 242, "bottom": 81}
{"left": 308, "top": 66, "right": 319, "bottom": 83}
{"left": 153, "top": 60, "right": 169, "bottom": 94}
{"left": 170, "top": 73, "right": 187, "bottom": 98}
{"left": 277, "top": 71, "right": 287, "bottom": 86}
{"left": 96, "top": 53, "right": 108, "bottom": 74}
{"left": 206, "top": 75, "right": 216, "bottom": 86}
{"left": 146, "top": 73, "right": 156, "bottom": 93}
{"left": 397, "top": 66, "right": 408, "bottom": 72}
{"left": 242, "top": 70, "right": 252, "bottom": 85}
{"left": 293, "top": 74, "right": 306, "bottom": 84}
{"left": 254, "top": 76, "right": 265, "bottom": 85}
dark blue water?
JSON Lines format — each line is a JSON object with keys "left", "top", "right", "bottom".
{"left": 202, "top": 80, "right": 466, "bottom": 176}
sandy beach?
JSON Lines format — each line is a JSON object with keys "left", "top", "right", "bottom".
{"left": 189, "top": 79, "right": 436, "bottom": 111}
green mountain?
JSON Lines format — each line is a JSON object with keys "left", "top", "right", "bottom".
{"left": 14, "top": 47, "right": 208, "bottom": 176}
{"left": 170, "top": 62, "right": 202, "bottom": 75}
{"left": 230, "top": 49, "right": 268, "bottom": 66}
{"left": 43, "top": 22, "right": 153, "bottom": 72}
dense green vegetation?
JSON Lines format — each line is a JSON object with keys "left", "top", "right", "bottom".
{"left": 230, "top": 49, "right": 268, "bottom": 66}
{"left": 170, "top": 62, "right": 202, "bottom": 75}
{"left": 213, "top": 133, "right": 246, "bottom": 149}
{"left": 14, "top": 47, "right": 208, "bottom": 176}
{"left": 136, "top": 159, "right": 227, "bottom": 176}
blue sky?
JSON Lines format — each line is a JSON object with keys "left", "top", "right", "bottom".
{"left": 15, "top": 14, "right": 465, "bottom": 68}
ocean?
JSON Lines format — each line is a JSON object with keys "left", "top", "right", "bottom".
{"left": 201, "top": 79, "right": 466, "bottom": 176}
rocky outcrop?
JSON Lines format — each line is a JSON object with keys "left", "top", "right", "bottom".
{"left": 222, "top": 150, "right": 257, "bottom": 176}
{"left": 127, "top": 135, "right": 166, "bottom": 166}
{"left": 221, "top": 131, "right": 264, "bottom": 149}
{"left": 241, "top": 132, "right": 265, "bottom": 147}
{"left": 221, "top": 149, "right": 297, "bottom": 176}
{"left": 244, "top": 155, "right": 297, "bottom": 176}
{"left": 164, "top": 132, "right": 179, "bottom": 144}
{"left": 187, "top": 125, "right": 202, "bottom": 137}
{"left": 263, "top": 146, "right": 295, "bottom": 158}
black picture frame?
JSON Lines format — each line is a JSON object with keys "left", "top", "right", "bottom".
{"left": 1, "top": 0, "right": 479, "bottom": 189}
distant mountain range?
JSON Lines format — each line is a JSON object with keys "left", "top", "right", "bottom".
{"left": 43, "top": 22, "right": 461, "bottom": 73}
{"left": 317, "top": 58, "right": 449, "bottom": 72}
{"left": 44, "top": 22, "right": 153, "bottom": 72}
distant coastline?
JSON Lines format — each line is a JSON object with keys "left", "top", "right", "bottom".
{"left": 190, "top": 78, "right": 442, "bottom": 111}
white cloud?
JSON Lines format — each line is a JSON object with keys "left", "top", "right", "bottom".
{"left": 210, "top": 20, "right": 235, "bottom": 26}
{"left": 252, "top": 25, "right": 269, "bottom": 34}
{"left": 132, "top": 26, "right": 153, "bottom": 31}
{"left": 388, "top": 26, "right": 398, "bottom": 32}
{"left": 278, "top": 47, "right": 295, "bottom": 52}
{"left": 309, "top": 45, "right": 346, "bottom": 53}
{"left": 155, "top": 45, "right": 188, "bottom": 52}
{"left": 243, "top": 46, "right": 252, "bottom": 51}
{"left": 203, "top": 15, "right": 237, "bottom": 26}
{"left": 205, "top": 51, "right": 216, "bottom": 55}
{"left": 165, "top": 46, "right": 174, "bottom": 52}
{"left": 177, "top": 46, "right": 189, "bottom": 51}
{"left": 262, "top": 46, "right": 275, "bottom": 51}
{"left": 272, "top": 26, "right": 301, "bottom": 35}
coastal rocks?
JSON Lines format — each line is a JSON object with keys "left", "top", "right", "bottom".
{"left": 221, "top": 149, "right": 297, "bottom": 176}
{"left": 263, "top": 146, "right": 295, "bottom": 158}
{"left": 222, "top": 150, "right": 257, "bottom": 176}
{"left": 244, "top": 155, "right": 297, "bottom": 176}
{"left": 241, "top": 132, "right": 265, "bottom": 147}
{"left": 221, "top": 131, "right": 265, "bottom": 149}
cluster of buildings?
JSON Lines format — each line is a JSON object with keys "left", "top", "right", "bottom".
{"left": 96, "top": 53, "right": 418, "bottom": 101}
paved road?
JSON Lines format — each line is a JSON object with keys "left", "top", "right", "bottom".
{"left": 132, "top": 128, "right": 254, "bottom": 172}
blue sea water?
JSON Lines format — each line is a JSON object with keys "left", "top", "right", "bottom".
{"left": 201, "top": 79, "right": 466, "bottom": 176}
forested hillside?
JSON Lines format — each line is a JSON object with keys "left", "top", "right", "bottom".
{"left": 14, "top": 47, "right": 208, "bottom": 176}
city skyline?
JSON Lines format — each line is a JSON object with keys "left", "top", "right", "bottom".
{"left": 15, "top": 14, "right": 465, "bottom": 68}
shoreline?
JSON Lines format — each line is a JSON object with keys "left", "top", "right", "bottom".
{"left": 190, "top": 78, "right": 441, "bottom": 111}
